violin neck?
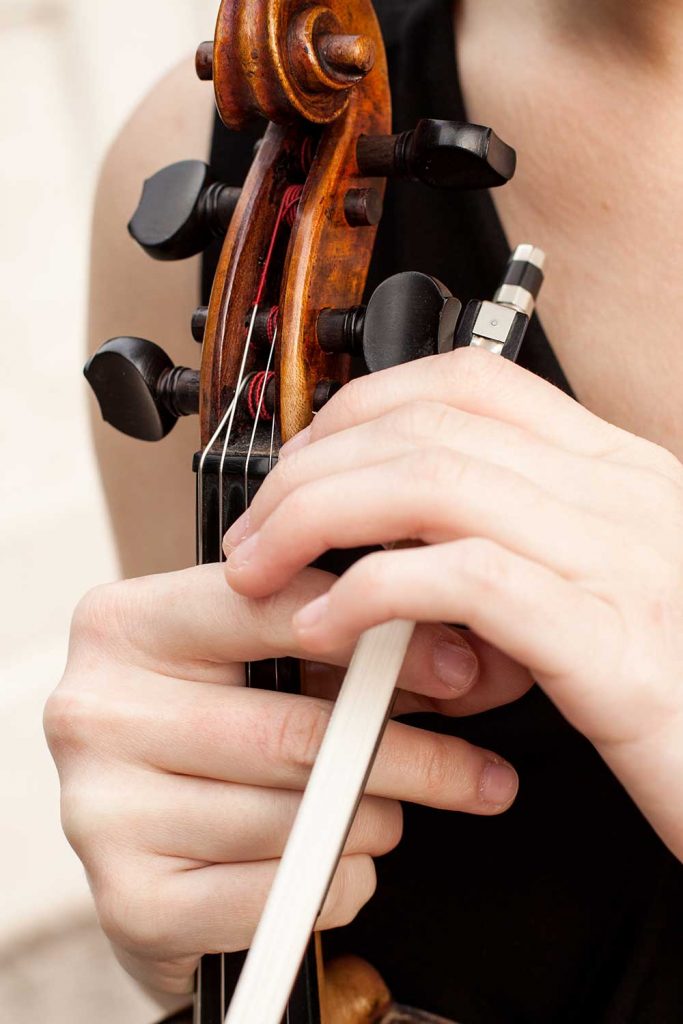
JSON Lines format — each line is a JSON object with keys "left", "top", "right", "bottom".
{"left": 193, "top": 451, "right": 322, "bottom": 1024}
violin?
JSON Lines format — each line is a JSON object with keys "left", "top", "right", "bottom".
{"left": 84, "top": 1, "right": 545, "bottom": 1021}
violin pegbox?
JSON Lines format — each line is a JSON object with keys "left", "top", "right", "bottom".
{"left": 194, "top": 0, "right": 393, "bottom": 444}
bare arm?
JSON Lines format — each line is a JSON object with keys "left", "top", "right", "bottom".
{"left": 87, "top": 58, "right": 214, "bottom": 578}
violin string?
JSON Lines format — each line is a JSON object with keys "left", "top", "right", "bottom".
{"left": 195, "top": 308, "right": 257, "bottom": 1024}
{"left": 242, "top": 330, "right": 277, "bottom": 691}
{"left": 242, "top": 326, "right": 288, "bottom": 1024}
{"left": 214, "top": 307, "right": 260, "bottom": 1024}
{"left": 197, "top": 389, "right": 241, "bottom": 565}
{"left": 217, "top": 304, "right": 260, "bottom": 561}
{"left": 195, "top": 394, "right": 238, "bottom": 1024}
{"left": 243, "top": 329, "right": 276, "bottom": 514}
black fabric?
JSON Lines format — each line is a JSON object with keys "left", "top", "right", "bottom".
{"left": 202, "top": 2, "right": 683, "bottom": 1021}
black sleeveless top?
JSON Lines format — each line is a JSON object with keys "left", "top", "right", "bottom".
{"left": 203, "top": 2, "right": 683, "bottom": 1020}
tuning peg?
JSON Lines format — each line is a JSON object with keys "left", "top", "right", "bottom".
{"left": 195, "top": 41, "right": 214, "bottom": 81}
{"left": 317, "top": 272, "right": 461, "bottom": 373}
{"left": 128, "top": 160, "right": 241, "bottom": 261}
{"left": 357, "top": 119, "right": 516, "bottom": 190}
{"left": 191, "top": 306, "right": 209, "bottom": 343}
{"left": 84, "top": 337, "right": 199, "bottom": 442}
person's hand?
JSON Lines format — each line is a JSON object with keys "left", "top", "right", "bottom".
{"left": 44, "top": 561, "right": 520, "bottom": 997}
{"left": 225, "top": 347, "right": 683, "bottom": 862}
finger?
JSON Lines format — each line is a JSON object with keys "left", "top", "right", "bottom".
{"left": 306, "top": 347, "right": 627, "bottom": 459}
{"left": 238, "top": 403, "right": 669, "bottom": 547}
{"left": 292, "top": 539, "right": 620, "bottom": 727}
{"left": 70, "top": 564, "right": 338, "bottom": 681}
{"left": 225, "top": 449, "right": 621, "bottom": 597}
{"left": 101, "top": 683, "right": 517, "bottom": 814}
{"left": 99, "top": 853, "right": 379, "bottom": 978}
{"left": 89, "top": 771, "right": 403, "bottom": 863}
{"left": 395, "top": 635, "right": 534, "bottom": 719}
{"left": 301, "top": 622, "right": 480, "bottom": 704}
{"left": 72, "top": 565, "right": 479, "bottom": 700}
{"left": 238, "top": 405, "right": 601, "bottom": 541}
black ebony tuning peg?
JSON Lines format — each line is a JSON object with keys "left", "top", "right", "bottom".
{"left": 357, "top": 119, "right": 516, "bottom": 190}
{"left": 128, "top": 160, "right": 241, "bottom": 261}
{"left": 317, "top": 271, "right": 462, "bottom": 373}
{"left": 84, "top": 337, "right": 199, "bottom": 442}
{"left": 191, "top": 306, "right": 209, "bottom": 343}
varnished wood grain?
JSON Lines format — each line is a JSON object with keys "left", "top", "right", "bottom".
{"left": 201, "top": 0, "right": 391, "bottom": 442}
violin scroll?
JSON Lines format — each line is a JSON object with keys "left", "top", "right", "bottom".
{"left": 199, "top": 0, "right": 378, "bottom": 129}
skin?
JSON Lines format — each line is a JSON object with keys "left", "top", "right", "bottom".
{"left": 45, "top": 0, "right": 683, "bottom": 1002}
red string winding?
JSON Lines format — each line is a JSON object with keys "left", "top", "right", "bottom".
{"left": 247, "top": 371, "right": 275, "bottom": 422}
{"left": 266, "top": 305, "right": 279, "bottom": 343}
{"left": 243, "top": 185, "right": 303, "bottom": 423}
{"left": 254, "top": 185, "right": 304, "bottom": 305}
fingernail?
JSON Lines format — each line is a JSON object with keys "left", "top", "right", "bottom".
{"left": 227, "top": 531, "right": 261, "bottom": 572}
{"left": 224, "top": 511, "right": 251, "bottom": 550}
{"left": 481, "top": 762, "right": 518, "bottom": 807}
{"left": 432, "top": 639, "right": 478, "bottom": 693}
{"left": 293, "top": 593, "right": 330, "bottom": 633}
{"left": 279, "top": 425, "right": 312, "bottom": 458}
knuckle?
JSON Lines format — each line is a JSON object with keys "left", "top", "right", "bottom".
{"left": 351, "top": 551, "right": 392, "bottom": 598}
{"left": 43, "top": 685, "right": 106, "bottom": 760}
{"left": 375, "top": 799, "right": 404, "bottom": 854}
{"left": 146, "top": 963, "right": 196, "bottom": 997}
{"left": 59, "top": 782, "right": 105, "bottom": 858}
{"left": 350, "top": 798, "right": 403, "bottom": 856}
{"left": 270, "top": 698, "right": 330, "bottom": 774}
{"left": 391, "top": 401, "right": 457, "bottom": 446}
{"left": 322, "top": 856, "right": 377, "bottom": 930}
{"left": 282, "top": 485, "right": 315, "bottom": 525}
{"left": 98, "top": 879, "right": 174, "bottom": 958}
{"left": 60, "top": 779, "right": 135, "bottom": 860}
{"left": 43, "top": 688, "right": 75, "bottom": 755}
{"left": 456, "top": 538, "right": 508, "bottom": 593}
{"left": 414, "top": 446, "right": 466, "bottom": 492}
{"left": 443, "top": 345, "right": 507, "bottom": 393}
{"left": 266, "top": 451, "right": 303, "bottom": 505}
{"left": 414, "top": 733, "right": 458, "bottom": 800}
{"left": 71, "top": 583, "right": 127, "bottom": 647}
{"left": 322, "top": 376, "right": 369, "bottom": 426}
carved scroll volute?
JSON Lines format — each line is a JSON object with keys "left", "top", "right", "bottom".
{"left": 212, "top": 0, "right": 379, "bottom": 129}
{"left": 199, "top": 0, "right": 390, "bottom": 443}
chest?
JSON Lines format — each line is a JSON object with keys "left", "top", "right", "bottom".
{"left": 456, "top": 14, "right": 683, "bottom": 457}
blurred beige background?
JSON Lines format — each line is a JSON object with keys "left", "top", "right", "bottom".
{"left": 0, "top": 0, "right": 214, "bottom": 1019}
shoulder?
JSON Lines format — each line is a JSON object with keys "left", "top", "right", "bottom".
{"left": 89, "top": 58, "right": 214, "bottom": 577}
{"left": 95, "top": 57, "right": 214, "bottom": 226}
